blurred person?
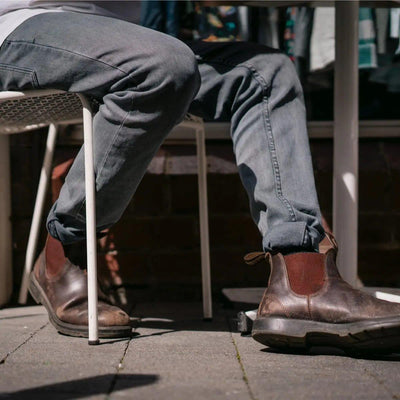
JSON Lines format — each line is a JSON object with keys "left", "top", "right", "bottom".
{"left": 1, "top": 1, "right": 400, "bottom": 353}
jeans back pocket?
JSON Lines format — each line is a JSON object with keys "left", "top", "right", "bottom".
{"left": 0, "top": 63, "right": 39, "bottom": 91}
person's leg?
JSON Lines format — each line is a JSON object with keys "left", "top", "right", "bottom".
{"left": 0, "top": 12, "right": 200, "bottom": 244}
{"left": 0, "top": 12, "right": 199, "bottom": 337}
{"left": 140, "top": 0, "right": 164, "bottom": 33}
{"left": 188, "top": 40, "right": 400, "bottom": 353}
{"left": 164, "top": 1, "right": 179, "bottom": 37}
{"left": 188, "top": 40, "right": 324, "bottom": 254}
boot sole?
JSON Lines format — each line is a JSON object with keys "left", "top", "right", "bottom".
{"left": 252, "top": 317, "right": 400, "bottom": 354}
{"left": 29, "top": 272, "right": 132, "bottom": 339}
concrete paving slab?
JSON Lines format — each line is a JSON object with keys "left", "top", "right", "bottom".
{"left": 233, "top": 331, "right": 400, "bottom": 400}
{"left": 0, "top": 303, "right": 399, "bottom": 400}
{"left": 111, "top": 303, "right": 251, "bottom": 400}
{"left": 0, "top": 305, "right": 48, "bottom": 363}
{"left": 0, "top": 307, "right": 132, "bottom": 399}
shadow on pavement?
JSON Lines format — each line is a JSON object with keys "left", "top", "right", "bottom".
{"left": 0, "top": 373, "right": 159, "bottom": 399}
{"left": 261, "top": 346, "right": 400, "bottom": 361}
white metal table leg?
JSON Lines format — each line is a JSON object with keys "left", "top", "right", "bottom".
{"left": 196, "top": 124, "right": 212, "bottom": 320}
{"left": 18, "top": 124, "right": 58, "bottom": 304}
{"left": 78, "top": 94, "right": 99, "bottom": 345}
{"left": 333, "top": 1, "right": 359, "bottom": 286}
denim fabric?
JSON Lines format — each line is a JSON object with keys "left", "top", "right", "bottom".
{"left": 140, "top": 0, "right": 179, "bottom": 37}
{"left": 0, "top": 12, "right": 324, "bottom": 253}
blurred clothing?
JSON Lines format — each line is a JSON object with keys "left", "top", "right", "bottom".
{"left": 140, "top": 0, "right": 179, "bottom": 37}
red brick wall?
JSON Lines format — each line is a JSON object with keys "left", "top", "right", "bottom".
{"left": 9, "top": 132, "right": 400, "bottom": 302}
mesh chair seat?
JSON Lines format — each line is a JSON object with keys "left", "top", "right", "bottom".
{"left": 0, "top": 92, "right": 83, "bottom": 134}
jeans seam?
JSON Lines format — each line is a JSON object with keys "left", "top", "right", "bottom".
{"left": 4, "top": 40, "right": 132, "bottom": 77}
{"left": 74, "top": 99, "right": 132, "bottom": 221}
{"left": 0, "top": 63, "right": 40, "bottom": 88}
{"left": 202, "top": 58, "right": 297, "bottom": 222}
{"left": 262, "top": 95, "right": 296, "bottom": 222}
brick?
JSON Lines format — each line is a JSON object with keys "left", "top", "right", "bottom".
{"left": 209, "top": 215, "right": 260, "bottom": 249}
{"left": 359, "top": 141, "right": 387, "bottom": 171}
{"left": 359, "top": 171, "right": 391, "bottom": 212}
{"left": 358, "top": 248, "right": 400, "bottom": 287}
{"left": 108, "top": 251, "right": 152, "bottom": 285}
{"left": 393, "top": 215, "right": 400, "bottom": 243}
{"left": 106, "top": 218, "right": 158, "bottom": 250}
{"left": 389, "top": 171, "right": 400, "bottom": 212}
{"left": 358, "top": 214, "right": 394, "bottom": 245}
{"left": 11, "top": 218, "right": 31, "bottom": 252}
{"left": 384, "top": 141, "right": 400, "bottom": 171}
{"left": 164, "top": 146, "right": 198, "bottom": 175}
{"left": 147, "top": 147, "right": 167, "bottom": 174}
{"left": 169, "top": 175, "right": 199, "bottom": 214}
{"left": 207, "top": 174, "right": 249, "bottom": 215}
{"left": 150, "top": 252, "right": 201, "bottom": 284}
{"left": 210, "top": 250, "right": 268, "bottom": 286}
{"left": 155, "top": 216, "right": 198, "bottom": 249}
{"left": 314, "top": 170, "right": 333, "bottom": 213}
{"left": 125, "top": 175, "right": 169, "bottom": 216}
{"left": 310, "top": 140, "right": 333, "bottom": 172}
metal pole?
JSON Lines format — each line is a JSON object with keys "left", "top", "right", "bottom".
{"left": 333, "top": 1, "right": 359, "bottom": 285}
{"left": 18, "top": 124, "right": 58, "bottom": 304}
{"left": 78, "top": 94, "right": 99, "bottom": 345}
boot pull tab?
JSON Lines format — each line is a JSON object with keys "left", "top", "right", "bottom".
{"left": 244, "top": 251, "right": 270, "bottom": 266}
{"left": 325, "top": 232, "right": 338, "bottom": 250}
{"left": 319, "top": 231, "right": 338, "bottom": 256}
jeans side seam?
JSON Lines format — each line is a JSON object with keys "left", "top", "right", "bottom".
{"left": 262, "top": 95, "right": 296, "bottom": 222}
{"left": 4, "top": 40, "right": 132, "bottom": 77}
{"left": 201, "top": 59, "right": 297, "bottom": 222}
{"left": 0, "top": 63, "right": 40, "bottom": 88}
{"left": 74, "top": 105, "right": 132, "bottom": 222}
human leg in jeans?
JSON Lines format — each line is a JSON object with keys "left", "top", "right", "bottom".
{"left": 2, "top": 14, "right": 400, "bottom": 349}
{"left": 0, "top": 12, "right": 199, "bottom": 337}
{"left": 187, "top": 40, "right": 400, "bottom": 353}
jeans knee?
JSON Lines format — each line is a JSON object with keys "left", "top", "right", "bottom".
{"left": 241, "top": 47, "right": 299, "bottom": 90}
{"left": 144, "top": 37, "right": 200, "bottom": 106}
{"left": 161, "top": 40, "right": 200, "bottom": 102}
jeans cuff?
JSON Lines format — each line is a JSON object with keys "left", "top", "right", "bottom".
{"left": 47, "top": 218, "right": 86, "bottom": 245}
{"left": 262, "top": 221, "right": 321, "bottom": 253}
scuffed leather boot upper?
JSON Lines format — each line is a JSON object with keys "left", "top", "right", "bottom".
{"left": 253, "top": 249, "right": 400, "bottom": 323}
{"left": 33, "top": 237, "right": 130, "bottom": 327}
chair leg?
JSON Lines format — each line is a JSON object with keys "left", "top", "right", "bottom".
{"left": 79, "top": 94, "right": 99, "bottom": 345}
{"left": 18, "top": 124, "right": 58, "bottom": 304}
{"left": 196, "top": 124, "right": 212, "bottom": 320}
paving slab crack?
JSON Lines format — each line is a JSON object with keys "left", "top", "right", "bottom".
{"left": 362, "top": 367, "right": 400, "bottom": 400}
{"left": 105, "top": 337, "right": 132, "bottom": 399}
{"left": 226, "top": 315, "right": 258, "bottom": 400}
{"left": 0, "top": 322, "right": 48, "bottom": 365}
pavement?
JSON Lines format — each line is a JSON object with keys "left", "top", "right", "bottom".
{"left": 1, "top": 302, "right": 400, "bottom": 400}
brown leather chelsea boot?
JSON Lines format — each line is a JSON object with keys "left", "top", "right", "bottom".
{"left": 246, "top": 247, "right": 400, "bottom": 354}
{"left": 29, "top": 235, "right": 132, "bottom": 338}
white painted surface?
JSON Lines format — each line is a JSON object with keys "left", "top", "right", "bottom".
{"left": 333, "top": 1, "right": 360, "bottom": 285}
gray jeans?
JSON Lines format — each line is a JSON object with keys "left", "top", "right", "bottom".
{"left": 0, "top": 12, "right": 324, "bottom": 253}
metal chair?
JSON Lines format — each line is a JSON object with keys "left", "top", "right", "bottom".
{"left": 0, "top": 89, "right": 212, "bottom": 344}
{"left": 0, "top": 89, "right": 98, "bottom": 344}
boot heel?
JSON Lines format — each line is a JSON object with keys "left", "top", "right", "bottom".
{"left": 28, "top": 274, "right": 42, "bottom": 305}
